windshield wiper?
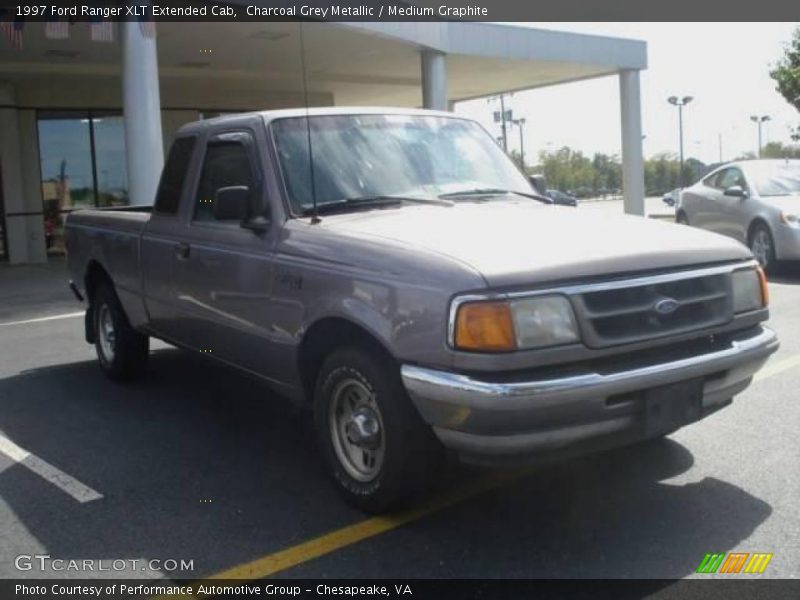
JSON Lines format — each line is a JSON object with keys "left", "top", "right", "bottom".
{"left": 302, "top": 195, "right": 452, "bottom": 216}
{"left": 438, "top": 188, "right": 553, "bottom": 204}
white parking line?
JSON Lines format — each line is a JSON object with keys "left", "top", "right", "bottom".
{"left": 0, "top": 434, "right": 103, "bottom": 503}
{"left": 0, "top": 311, "right": 84, "bottom": 327}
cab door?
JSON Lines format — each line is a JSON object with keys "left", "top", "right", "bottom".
{"left": 140, "top": 135, "right": 200, "bottom": 340}
{"left": 169, "top": 129, "right": 279, "bottom": 377}
{"left": 714, "top": 166, "right": 750, "bottom": 241}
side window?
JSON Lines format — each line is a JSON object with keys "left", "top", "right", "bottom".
{"left": 703, "top": 170, "right": 723, "bottom": 189}
{"left": 717, "top": 168, "right": 745, "bottom": 191}
{"left": 154, "top": 136, "right": 196, "bottom": 215}
{"left": 194, "top": 139, "right": 255, "bottom": 222}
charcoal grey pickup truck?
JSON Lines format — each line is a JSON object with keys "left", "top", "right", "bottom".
{"left": 66, "top": 108, "right": 778, "bottom": 512}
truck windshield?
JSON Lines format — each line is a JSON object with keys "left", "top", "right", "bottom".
{"left": 271, "top": 114, "right": 532, "bottom": 215}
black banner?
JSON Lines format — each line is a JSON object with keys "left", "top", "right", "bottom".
{"left": 3, "top": 579, "right": 800, "bottom": 600}
{"left": 1, "top": 0, "right": 800, "bottom": 22}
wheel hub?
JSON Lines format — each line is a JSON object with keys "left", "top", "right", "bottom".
{"left": 345, "top": 407, "right": 382, "bottom": 450}
{"left": 329, "top": 378, "right": 386, "bottom": 482}
{"left": 97, "top": 304, "right": 116, "bottom": 363}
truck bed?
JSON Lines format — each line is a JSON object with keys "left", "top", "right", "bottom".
{"left": 65, "top": 207, "right": 153, "bottom": 317}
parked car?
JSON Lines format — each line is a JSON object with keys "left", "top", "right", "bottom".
{"left": 677, "top": 160, "right": 800, "bottom": 271}
{"left": 65, "top": 108, "right": 778, "bottom": 512}
{"left": 662, "top": 188, "right": 681, "bottom": 207}
{"left": 546, "top": 189, "right": 578, "bottom": 206}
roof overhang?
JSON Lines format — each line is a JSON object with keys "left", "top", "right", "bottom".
{"left": 0, "top": 20, "right": 646, "bottom": 109}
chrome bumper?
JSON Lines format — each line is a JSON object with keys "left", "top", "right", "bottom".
{"left": 401, "top": 326, "right": 778, "bottom": 464}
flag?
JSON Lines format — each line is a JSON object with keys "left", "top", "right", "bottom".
{"left": 1, "top": 18, "right": 24, "bottom": 49}
{"left": 45, "top": 18, "right": 69, "bottom": 40}
{"left": 90, "top": 19, "right": 114, "bottom": 42}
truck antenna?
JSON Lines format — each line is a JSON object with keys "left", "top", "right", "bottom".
{"left": 299, "top": 21, "right": 320, "bottom": 224}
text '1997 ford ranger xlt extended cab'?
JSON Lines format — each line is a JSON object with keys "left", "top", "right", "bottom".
{"left": 66, "top": 108, "right": 778, "bottom": 512}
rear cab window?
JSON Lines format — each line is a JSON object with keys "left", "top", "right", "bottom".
{"left": 154, "top": 136, "right": 197, "bottom": 215}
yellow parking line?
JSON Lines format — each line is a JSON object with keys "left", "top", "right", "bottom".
{"left": 153, "top": 470, "right": 522, "bottom": 599}
{"left": 156, "top": 351, "right": 800, "bottom": 595}
{"left": 212, "top": 470, "right": 518, "bottom": 579}
{"left": 753, "top": 353, "right": 800, "bottom": 383}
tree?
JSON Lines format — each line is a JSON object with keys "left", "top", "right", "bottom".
{"left": 529, "top": 146, "right": 710, "bottom": 198}
{"left": 761, "top": 141, "right": 800, "bottom": 159}
{"left": 770, "top": 27, "right": 800, "bottom": 113}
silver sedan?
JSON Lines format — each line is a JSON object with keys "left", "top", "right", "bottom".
{"left": 677, "top": 159, "right": 800, "bottom": 270}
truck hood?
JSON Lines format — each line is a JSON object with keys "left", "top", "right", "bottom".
{"left": 317, "top": 201, "right": 752, "bottom": 288}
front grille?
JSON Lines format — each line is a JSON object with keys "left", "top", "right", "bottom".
{"left": 573, "top": 272, "right": 733, "bottom": 348}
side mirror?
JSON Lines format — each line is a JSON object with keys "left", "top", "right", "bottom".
{"left": 213, "top": 186, "right": 250, "bottom": 220}
{"left": 723, "top": 185, "right": 748, "bottom": 199}
{"left": 528, "top": 175, "right": 547, "bottom": 195}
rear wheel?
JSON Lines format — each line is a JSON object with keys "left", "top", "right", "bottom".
{"left": 749, "top": 222, "right": 776, "bottom": 272}
{"left": 314, "top": 346, "right": 441, "bottom": 513}
{"left": 92, "top": 284, "right": 149, "bottom": 381}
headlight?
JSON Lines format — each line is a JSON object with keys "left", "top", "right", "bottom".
{"left": 780, "top": 212, "right": 799, "bottom": 226}
{"left": 453, "top": 295, "right": 579, "bottom": 352}
{"left": 731, "top": 267, "right": 768, "bottom": 313}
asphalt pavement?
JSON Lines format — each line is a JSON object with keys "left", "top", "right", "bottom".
{"left": 0, "top": 253, "right": 797, "bottom": 581}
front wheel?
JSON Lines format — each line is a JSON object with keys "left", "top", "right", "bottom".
{"left": 92, "top": 284, "right": 149, "bottom": 381}
{"left": 749, "top": 223, "right": 777, "bottom": 272}
{"left": 314, "top": 347, "right": 442, "bottom": 513}
{"left": 676, "top": 211, "right": 689, "bottom": 225}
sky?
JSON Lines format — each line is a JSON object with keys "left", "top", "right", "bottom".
{"left": 454, "top": 23, "right": 800, "bottom": 166}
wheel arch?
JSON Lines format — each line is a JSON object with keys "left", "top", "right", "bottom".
{"left": 298, "top": 317, "right": 396, "bottom": 405}
{"left": 747, "top": 217, "right": 773, "bottom": 243}
{"left": 84, "top": 260, "right": 114, "bottom": 304}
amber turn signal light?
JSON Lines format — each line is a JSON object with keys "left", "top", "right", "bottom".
{"left": 757, "top": 266, "right": 769, "bottom": 307}
{"left": 454, "top": 301, "right": 516, "bottom": 352}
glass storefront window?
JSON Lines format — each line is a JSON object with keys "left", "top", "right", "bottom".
{"left": 93, "top": 115, "right": 129, "bottom": 207}
{"left": 37, "top": 111, "right": 128, "bottom": 255}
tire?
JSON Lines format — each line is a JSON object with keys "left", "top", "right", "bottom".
{"left": 676, "top": 211, "right": 689, "bottom": 225}
{"left": 313, "top": 346, "right": 442, "bottom": 513}
{"left": 749, "top": 222, "right": 777, "bottom": 273}
{"left": 92, "top": 283, "right": 149, "bottom": 381}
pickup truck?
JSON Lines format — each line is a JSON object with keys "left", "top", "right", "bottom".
{"left": 66, "top": 107, "right": 778, "bottom": 512}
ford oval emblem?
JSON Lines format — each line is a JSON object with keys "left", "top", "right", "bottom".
{"left": 654, "top": 297, "right": 681, "bottom": 315}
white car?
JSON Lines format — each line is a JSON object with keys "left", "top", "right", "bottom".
{"left": 677, "top": 160, "right": 800, "bottom": 270}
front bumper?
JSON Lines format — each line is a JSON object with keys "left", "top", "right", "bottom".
{"left": 402, "top": 326, "right": 778, "bottom": 465}
{"left": 774, "top": 223, "right": 800, "bottom": 260}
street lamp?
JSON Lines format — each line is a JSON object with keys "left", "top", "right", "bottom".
{"left": 667, "top": 95, "right": 693, "bottom": 187}
{"left": 750, "top": 115, "right": 771, "bottom": 158}
{"left": 487, "top": 94, "right": 510, "bottom": 152}
{"left": 512, "top": 118, "right": 526, "bottom": 170}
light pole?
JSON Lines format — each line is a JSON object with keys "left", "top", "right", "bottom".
{"left": 487, "top": 94, "right": 510, "bottom": 152}
{"left": 750, "top": 115, "right": 771, "bottom": 158}
{"left": 667, "top": 95, "right": 693, "bottom": 187}
{"left": 512, "top": 118, "right": 526, "bottom": 169}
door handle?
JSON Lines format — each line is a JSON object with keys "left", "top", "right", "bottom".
{"left": 174, "top": 242, "right": 191, "bottom": 260}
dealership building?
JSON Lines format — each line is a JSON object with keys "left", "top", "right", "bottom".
{"left": 0, "top": 18, "right": 647, "bottom": 264}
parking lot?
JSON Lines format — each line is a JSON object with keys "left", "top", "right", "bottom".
{"left": 0, "top": 251, "right": 798, "bottom": 581}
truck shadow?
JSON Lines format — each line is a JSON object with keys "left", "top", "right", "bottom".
{"left": 769, "top": 261, "right": 800, "bottom": 285}
{"left": 0, "top": 348, "right": 772, "bottom": 579}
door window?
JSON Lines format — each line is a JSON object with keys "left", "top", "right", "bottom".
{"left": 194, "top": 140, "right": 255, "bottom": 222}
{"left": 716, "top": 168, "right": 746, "bottom": 192}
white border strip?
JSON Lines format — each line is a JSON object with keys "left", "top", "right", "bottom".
{"left": 0, "top": 311, "right": 84, "bottom": 327}
{"left": 0, "top": 434, "right": 103, "bottom": 503}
